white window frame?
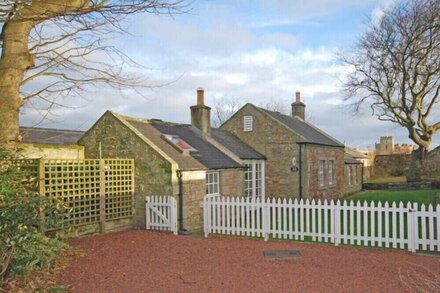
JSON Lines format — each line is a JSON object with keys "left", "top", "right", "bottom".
{"left": 244, "top": 160, "right": 265, "bottom": 201}
{"left": 206, "top": 172, "right": 220, "bottom": 197}
{"left": 244, "top": 115, "right": 253, "bottom": 132}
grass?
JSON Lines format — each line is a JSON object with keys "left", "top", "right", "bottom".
{"left": 345, "top": 189, "right": 439, "bottom": 206}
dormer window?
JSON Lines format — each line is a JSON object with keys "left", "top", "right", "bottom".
{"left": 244, "top": 115, "right": 253, "bottom": 132}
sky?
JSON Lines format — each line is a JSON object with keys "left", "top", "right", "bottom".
{"left": 19, "top": 0, "right": 440, "bottom": 150}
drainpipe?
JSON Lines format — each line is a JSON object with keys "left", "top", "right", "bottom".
{"left": 176, "top": 170, "right": 191, "bottom": 235}
{"left": 176, "top": 170, "right": 184, "bottom": 231}
{"left": 299, "top": 144, "right": 303, "bottom": 200}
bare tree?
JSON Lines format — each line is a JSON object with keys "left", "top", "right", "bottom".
{"left": 259, "top": 99, "right": 289, "bottom": 115}
{"left": 211, "top": 96, "right": 243, "bottom": 127}
{"left": 0, "top": 0, "right": 189, "bottom": 145}
{"left": 341, "top": 0, "right": 440, "bottom": 182}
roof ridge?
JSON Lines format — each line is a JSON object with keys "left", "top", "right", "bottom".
{"left": 19, "top": 126, "right": 85, "bottom": 133}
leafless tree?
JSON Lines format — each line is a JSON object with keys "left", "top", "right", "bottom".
{"left": 211, "top": 96, "right": 243, "bottom": 127}
{"left": 258, "top": 99, "right": 289, "bottom": 115}
{"left": 340, "top": 0, "right": 440, "bottom": 182}
{"left": 0, "top": 0, "right": 190, "bottom": 145}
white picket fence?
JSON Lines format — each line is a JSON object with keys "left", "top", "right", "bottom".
{"left": 145, "top": 196, "right": 178, "bottom": 234}
{"left": 203, "top": 196, "right": 440, "bottom": 252}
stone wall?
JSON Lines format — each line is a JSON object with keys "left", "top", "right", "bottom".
{"left": 220, "top": 168, "right": 244, "bottom": 197}
{"left": 79, "top": 112, "right": 174, "bottom": 229}
{"left": 20, "top": 143, "right": 84, "bottom": 159}
{"left": 423, "top": 147, "right": 440, "bottom": 177}
{"left": 363, "top": 181, "right": 440, "bottom": 190}
{"left": 304, "top": 144, "right": 345, "bottom": 200}
{"left": 181, "top": 171, "right": 206, "bottom": 232}
{"left": 373, "top": 154, "right": 411, "bottom": 178}
{"left": 221, "top": 104, "right": 301, "bottom": 198}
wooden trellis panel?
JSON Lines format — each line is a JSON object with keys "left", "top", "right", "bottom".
{"left": 38, "top": 159, "right": 134, "bottom": 232}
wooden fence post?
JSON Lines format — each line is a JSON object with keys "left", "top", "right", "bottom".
{"left": 38, "top": 159, "right": 46, "bottom": 233}
{"left": 99, "top": 159, "right": 106, "bottom": 234}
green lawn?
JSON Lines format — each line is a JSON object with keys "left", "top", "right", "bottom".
{"left": 345, "top": 189, "right": 439, "bottom": 206}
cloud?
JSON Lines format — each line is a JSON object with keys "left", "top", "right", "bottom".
{"left": 19, "top": 0, "right": 440, "bottom": 150}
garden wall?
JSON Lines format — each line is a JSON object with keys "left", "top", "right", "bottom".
{"left": 373, "top": 154, "right": 411, "bottom": 178}
{"left": 363, "top": 181, "right": 440, "bottom": 190}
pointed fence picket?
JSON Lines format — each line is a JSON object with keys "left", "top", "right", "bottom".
{"left": 203, "top": 196, "right": 440, "bottom": 252}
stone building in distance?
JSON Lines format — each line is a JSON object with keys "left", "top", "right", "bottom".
{"left": 221, "top": 92, "right": 362, "bottom": 200}
{"left": 375, "top": 136, "right": 417, "bottom": 155}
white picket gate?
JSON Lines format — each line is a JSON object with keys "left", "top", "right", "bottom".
{"left": 145, "top": 196, "right": 178, "bottom": 235}
{"left": 203, "top": 196, "right": 440, "bottom": 252}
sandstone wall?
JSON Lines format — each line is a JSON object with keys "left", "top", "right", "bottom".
{"left": 304, "top": 145, "right": 346, "bottom": 200}
{"left": 221, "top": 104, "right": 301, "bottom": 198}
{"left": 220, "top": 168, "right": 245, "bottom": 197}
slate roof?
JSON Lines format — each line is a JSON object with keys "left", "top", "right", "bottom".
{"left": 344, "top": 153, "right": 362, "bottom": 164}
{"left": 211, "top": 128, "right": 265, "bottom": 160}
{"left": 149, "top": 121, "right": 243, "bottom": 170}
{"left": 19, "top": 127, "right": 84, "bottom": 145}
{"left": 125, "top": 119, "right": 206, "bottom": 171}
{"left": 258, "top": 107, "right": 344, "bottom": 147}
{"left": 345, "top": 147, "right": 368, "bottom": 159}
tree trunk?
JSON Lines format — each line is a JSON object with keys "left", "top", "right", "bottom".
{"left": 0, "top": 19, "right": 34, "bottom": 145}
{"left": 407, "top": 147, "right": 426, "bottom": 182}
{"left": 0, "top": 1, "right": 89, "bottom": 145}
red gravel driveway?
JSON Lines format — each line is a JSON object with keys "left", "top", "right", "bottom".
{"left": 59, "top": 230, "right": 440, "bottom": 292}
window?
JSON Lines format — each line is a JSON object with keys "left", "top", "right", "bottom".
{"left": 244, "top": 161, "right": 265, "bottom": 200}
{"left": 347, "top": 166, "right": 352, "bottom": 185}
{"left": 244, "top": 116, "right": 253, "bottom": 132}
{"left": 206, "top": 172, "right": 219, "bottom": 196}
{"left": 353, "top": 166, "right": 357, "bottom": 185}
{"left": 163, "top": 134, "right": 198, "bottom": 154}
{"left": 244, "top": 163, "right": 253, "bottom": 197}
{"left": 328, "top": 160, "right": 334, "bottom": 186}
{"left": 318, "top": 160, "right": 325, "bottom": 187}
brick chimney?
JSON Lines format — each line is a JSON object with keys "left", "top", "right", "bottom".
{"left": 190, "top": 87, "right": 211, "bottom": 135}
{"left": 291, "top": 91, "right": 305, "bottom": 120}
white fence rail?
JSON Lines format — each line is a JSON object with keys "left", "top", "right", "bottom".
{"left": 203, "top": 196, "right": 440, "bottom": 252}
{"left": 146, "top": 196, "right": 178, "bottom": 235}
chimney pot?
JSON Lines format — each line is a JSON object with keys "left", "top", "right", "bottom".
{"left": 295, "top": 91, "right": 301, "bottom": 103}
{"left": 197, "top": 87, "right": 204, "bottom": 106}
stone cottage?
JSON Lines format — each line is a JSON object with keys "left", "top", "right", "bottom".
{"left": 19, "top": 127, "right": 84, "bottom": 159}
{"left": 79, "top": 88, "right": 265, "bottom": 231}
{"left": 221, "top": 91, "right": 361, "bottom": 200}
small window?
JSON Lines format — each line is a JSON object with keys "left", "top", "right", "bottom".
{"left": 347, "top": 166, "right": 352, "bottom": 185}
{"left": 206, "top": 172, "right": 219, "bottom": 196}
{"left": 318, "top": 160, "right": 325, "bottom": 187}
{"left": 244, "top": 116, "right": 253, "bottom": 132}
{"left": 353, "top": 166, "right": 357, "bottom": 185}
{"left": 328, "top": 160, "right": 334, "bottom": 186}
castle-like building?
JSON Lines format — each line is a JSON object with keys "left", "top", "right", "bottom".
{"left": 375, "top": 136, "right": 416, "bottom": 155}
